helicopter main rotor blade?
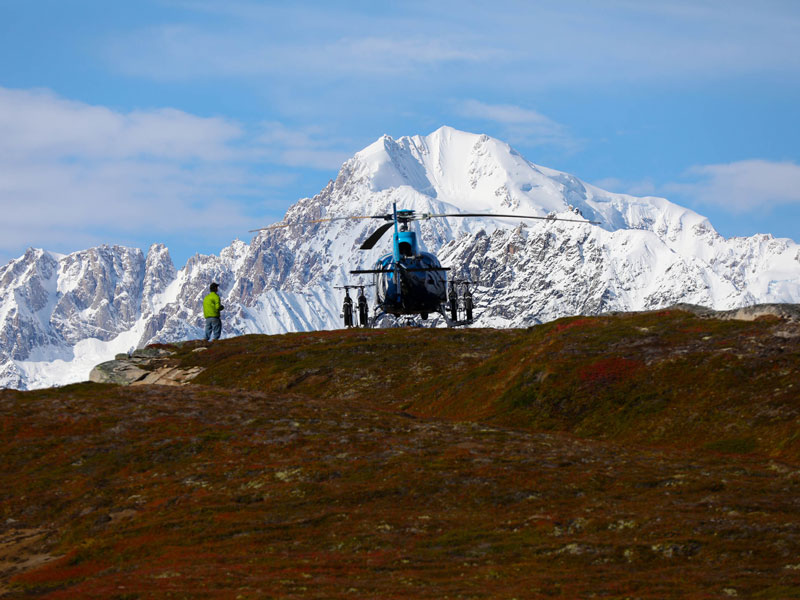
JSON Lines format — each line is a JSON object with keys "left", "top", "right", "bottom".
{"left": 249, "top": 214, "right": 390, "bottom": 233}
{"left": 359, "top": 222, "right": 395, "bottom": 250}
{"left": 420, "top": 212, "right": 600, "bottom": 225}
{"left": 249, "top": 208, "right": 600, "bottom": 233}
{"left": 308, "top": 215, "right": 389, "bottom": 224}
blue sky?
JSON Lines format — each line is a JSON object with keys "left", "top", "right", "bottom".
{"left": 1, "top": 0, "right": 799, "bottom": 267}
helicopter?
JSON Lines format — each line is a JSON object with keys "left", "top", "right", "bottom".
{"left": 254, "top": 203, "right": 598, "bottom": 328}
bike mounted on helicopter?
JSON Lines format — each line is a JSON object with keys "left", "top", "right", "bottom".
{"left": 335, "top": 284, "right": 373, "bottom": 328}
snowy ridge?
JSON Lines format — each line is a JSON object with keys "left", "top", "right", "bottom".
{"left": 2, "top": 126, "right": 800, "bottom": 389}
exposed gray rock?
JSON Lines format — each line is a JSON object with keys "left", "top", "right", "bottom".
{"left": 130, "top": 347, "right": 172, "bottom": 359}
{"left": 131, "top": 365, "right": 204, "bottom": 386}
{"left": 89, "top": 361, "right": 149, "bottom": 385}
{"left": 52, "top": 245, "right": 146, "bottom": 344}
{"left": 89, "top": 346, "right": 204, "bottom": 387}
{"left": 658, "top": 303, "right": 800, "bottom": 322}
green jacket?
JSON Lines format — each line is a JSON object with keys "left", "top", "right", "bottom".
{"left": 203, "top": 292, "right": 222, "bottom": 318}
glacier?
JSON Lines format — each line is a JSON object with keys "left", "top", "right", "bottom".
{"left": 2, "top": 126, "right": 799, "bottom": 390}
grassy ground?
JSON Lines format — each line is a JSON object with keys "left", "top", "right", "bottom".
{"left": 2, "top": 309, "right": 800, "bottom": 598}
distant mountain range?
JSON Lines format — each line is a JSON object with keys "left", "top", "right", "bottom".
{"left": 2, "top": 126, "right": 799, "bottom": 389}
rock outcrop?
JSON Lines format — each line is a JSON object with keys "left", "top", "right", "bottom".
{"left": 89, "top": 346, "right": 204, "bottom": 386}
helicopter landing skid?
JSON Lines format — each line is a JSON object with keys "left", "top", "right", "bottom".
{"left": 371, "top": 309, "right": 475, "bottom": 328}
{"left": 371, "top": 312, "right": 439, "bottom": 328}
{"left": 441, "top": 312, "right": 475, "bottom": 328}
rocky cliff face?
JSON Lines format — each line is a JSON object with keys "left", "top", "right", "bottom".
{"left": 2, "top": 126, "right": 800, "bottom": 389}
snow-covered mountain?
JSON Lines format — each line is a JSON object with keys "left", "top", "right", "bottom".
{"left": 3, "top": 126, "right": 800, "bottom": 389}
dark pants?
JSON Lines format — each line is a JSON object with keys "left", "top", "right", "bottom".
{"left": 204, "top": 317, "right": 221, "bottom": 341}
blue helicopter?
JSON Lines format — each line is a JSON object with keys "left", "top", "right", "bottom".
{"left": 350, "top": 204, "right": 450, "bottom": 324}
{"left": 255, "top": 203, "right": 598, "bottom": 328}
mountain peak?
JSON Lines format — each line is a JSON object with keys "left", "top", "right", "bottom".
{"left": 351, "top": 127, "right": 559, "bottom": 214}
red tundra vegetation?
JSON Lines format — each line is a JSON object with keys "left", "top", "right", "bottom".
{"left": 2, "top": 308, "right": 800, "bottom": 598}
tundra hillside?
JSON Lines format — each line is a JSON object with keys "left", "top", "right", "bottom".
{"left": 2, "top": 308, "right": 800, "bottom": 598}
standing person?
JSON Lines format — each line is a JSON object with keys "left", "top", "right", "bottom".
{"left": 203, "top": 282, "right": 224, "bottom": 342}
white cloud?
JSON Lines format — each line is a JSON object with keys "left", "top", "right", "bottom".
{"left": 256, "top": 122, "right": 352, "bottom": 169}
{"left": 0, "top": 87, "right": 241, "bottom": 161}
{"left": 106, "top": 1, "right": 800, "bottom": 88}
{"left": 455, "top": 99, "right": 577, "bottom": 150}
{"left": 0, "top": 155, "right": 256, "bottom": 252}
{"left": 594, "top": 160, "right": 800, "bottom": 212}
{"left": 0, "top": 87, "right": 349, "bottom": 263}
{"left": 666, "top": 159, "right": 800, "bottom": 213}
{"left": 457, "top": 100, "right": 556, "bottom": 126}
{"left": 333, "top": 37, "right": 495, "bottom": 73}
{"left": 591, "top": 177, "right": 658, "bottom": 197}
{"left": 110, "top": 22, "right": 494, "bottom": 83}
